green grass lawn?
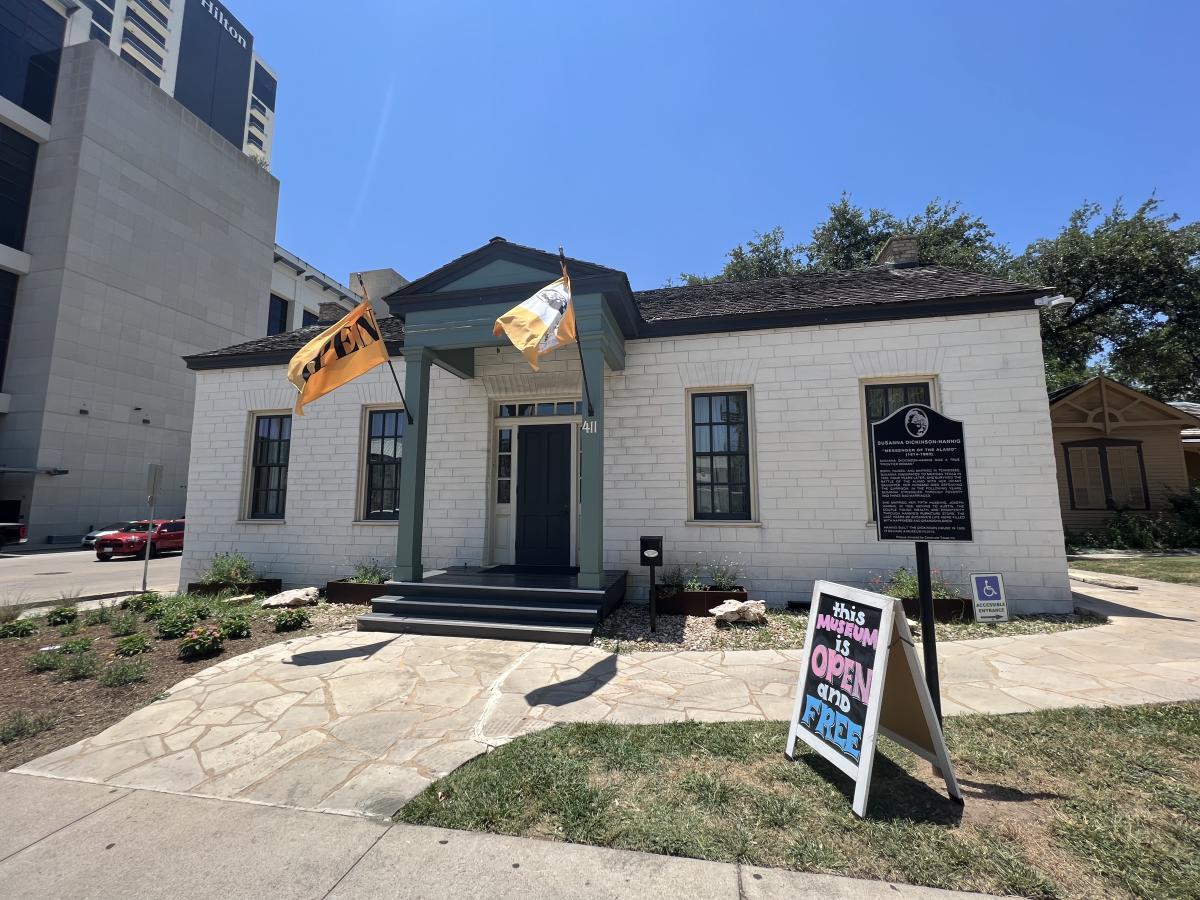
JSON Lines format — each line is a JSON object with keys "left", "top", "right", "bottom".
{"left": 1071, "top": 556, "right": 1200, "bottom": 587}
{"left": 398, "top": 703, "right": 1200, "bottom": 899}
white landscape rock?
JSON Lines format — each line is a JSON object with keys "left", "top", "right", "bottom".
{"left": 709, "top": 599, "right": 768, "bottom": 624}
{"left": 261, "top": 587, "right": 320, "bottom": 609}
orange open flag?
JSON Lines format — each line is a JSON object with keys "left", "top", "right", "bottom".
{"left": 286, "top": 300, "right": 389, "bottom": 415}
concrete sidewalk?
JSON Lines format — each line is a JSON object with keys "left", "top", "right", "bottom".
{"left": 0, "top": 771, "right": 981, "bottom": 899}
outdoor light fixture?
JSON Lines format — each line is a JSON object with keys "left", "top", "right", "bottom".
{"left": 1035, "top": 294, "right": 1075, "bottom": 310}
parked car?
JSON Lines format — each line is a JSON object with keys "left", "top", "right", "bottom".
{"left": 0, "top": 521, "right": 27, "bottom": 551}
{"left": 82, "top": 522, "right": 134, "bottom": 549}
{"left": 94, "top": 519, "right": 185, "bottom": 560}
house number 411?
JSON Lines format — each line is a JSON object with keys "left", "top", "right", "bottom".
{"left": 581, "top": 420, "right": 599, "bottom": 435}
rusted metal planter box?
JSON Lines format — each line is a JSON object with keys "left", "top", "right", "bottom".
{"left": 325, "top": 580, "right": 392, "bottom": 605}
{"left": 185, "top": 578, "right": 282, "bottom": 597}
{"left": 657, "top": 588, "right": 749, "bottom": 616}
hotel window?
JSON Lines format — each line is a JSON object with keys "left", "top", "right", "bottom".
{"left": 267, "top": 294, "right": 288, "bottom": 335}
{"left": 1064, "top": 439, "right": 1149, "bottom": 510}
{"left": 302, "top": 309, "right": 318, "bottom": 327}
{"left": 363, "top": 409, "right": 403, "bottom": 519}
{"left": 690, "top": 391, "right": 752, "bottom": 520}
{"left": 249, "top": 415, "right": 290, "bottom": 519}
{"left": 864, "top": 380, "right": 933, "bottom": 520}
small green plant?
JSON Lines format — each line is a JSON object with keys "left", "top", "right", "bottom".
{"left": 178, "top": 624, "right": 223, "bottom": 660}
{"left": 121, "top": 592, "right": 161, "bottom": 614}
{"left": 684, "top": 568, "right": 704, "bottom": 592}
{"left": 272, "top": 608, "right": 310, "bottom": 632}
{"left": 99, "top": 659, "right": 149, "bottom": 687}
{"left": 0, "top": 605, "right": 20, "bottom": 624}
{"left": 156, "top": 608, "right": 200, "bottom": 640}
{"left": 200, "top": 551, "right": 257, "bottom": 585}
{"left": 59, "top": 636, "right": 94, "bottom": 654}
{"left": 219, "top": 612, "right": 252, "bottom": 639}
{"left": 346, "top": 559, "right": 390, "bottom": 584}
{"left": 58, "top": 621, "right": 82, "bottom": 637}
{"left": 871, "top": 566, "right": 957, "bottom": 601}
{"left": 0, "top": 710, "right": 58, "bottom": 744}
{"left": 115, "top": 633, "right": 153, "bottom": 657}
{"left": 705, "top": 556, "right": 745, "bottom": 591}
{"left": 659, "top": 566, "right": 687, "bottom": 596}
{"left": 0, "top": 618, "right": 36, "bottom": 638}
{"left": 46, "top": 604, "right": 78, "bottom": 626}
{"left": 26, "top": 651, "right": 61, "bottom": 673}
{"left": 184, "top": 596, "right": 214, "bottom": 619}
{"left": 56, "top": 652, "right": 100, "bottom": 681}
{"left": 109, "top": 612, "right": 140, "bottom": 637}
{"left": 83, "top": 604, "right": 114, "bottom": 626}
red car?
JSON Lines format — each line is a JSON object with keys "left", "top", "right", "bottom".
{"left": 94, "top": 519, "right": 185, "bottom": 560}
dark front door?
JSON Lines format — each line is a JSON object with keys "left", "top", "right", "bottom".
{"left": 516, "top": 424, "right": 572, "bottom": 567}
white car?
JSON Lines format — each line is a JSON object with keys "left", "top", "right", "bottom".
{"left": 82, "top": 522, "right": 134, "bottom": 549}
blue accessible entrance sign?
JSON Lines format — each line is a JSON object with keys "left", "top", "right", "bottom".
{"left": 786, "top": 581, "right": 961, "bottom": 818}
{"left": 971, "top": 573, "right": 1009, "bottom": 623}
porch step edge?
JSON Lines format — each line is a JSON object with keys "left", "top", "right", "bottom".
{"left": 356, "top": 612, "right": 594, "bottom": 645}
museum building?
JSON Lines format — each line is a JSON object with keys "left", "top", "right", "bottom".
{"left": 179, "top": 236, "right": 1073, "bottom": 639}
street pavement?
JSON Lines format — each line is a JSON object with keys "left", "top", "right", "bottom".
{"left": 0, "top": 548, "right": 180, "bottom": 608}
{"left": 0, "top": 772, "right": 985, "bottom": 899}
{"left": 17, "top": 575, "right": 1200, "bottom": 817}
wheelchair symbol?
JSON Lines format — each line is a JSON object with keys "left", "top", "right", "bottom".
{"left": 982, "top": 581, "right": 998, "bottom": 598}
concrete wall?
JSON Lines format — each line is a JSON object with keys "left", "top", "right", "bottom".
{"left": 181, "top": 307, "right": 1072, "bottom": 614}
{"left": 0, "top": 40, "right": 279, "bottom": 540}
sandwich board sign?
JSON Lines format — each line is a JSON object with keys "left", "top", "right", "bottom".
{"left": 970, "top": 573, "right": 1009, "bottom": 624}
{"left": 785, "top": 580, "right": 961, "bottom": 818}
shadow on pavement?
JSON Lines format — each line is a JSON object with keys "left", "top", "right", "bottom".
{"left": 1073, "top": 593, "right": 1194, "bottom": 623}
{"left": 525, "top": 655, "right": 618, "bottom": 707}
{"left": 285, "top": 639, "right": 392, "bottom": 667}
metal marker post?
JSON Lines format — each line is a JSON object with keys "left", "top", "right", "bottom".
{"left": 915, "top": 541, "right": 942, "bottom": 724}
{"left": 649, "top": 559, "right": 657, "bottom": 633}
{"left": 141, "top": 464, "right": 162, "bottom": 594}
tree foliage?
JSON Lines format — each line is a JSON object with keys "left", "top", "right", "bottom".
{"left": 679, "top": 194, "right": 1200, "bottom": 400}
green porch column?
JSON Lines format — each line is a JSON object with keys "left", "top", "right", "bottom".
{"left": 393, "top": 347, "right": 432, "bottom": 582}
{"left": 577, "top": 339, "right": 605, "bottom": 589}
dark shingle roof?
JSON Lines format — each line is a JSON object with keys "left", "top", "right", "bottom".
{"left": 633, "top": 265, "right": 1047, "bottom": 324}
{"left": 183, "top": 317, "right": 404, "bottom": 367}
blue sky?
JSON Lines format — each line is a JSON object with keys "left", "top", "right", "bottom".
{"left": 242, "top": 1, "right": 1198, "bottom": 290}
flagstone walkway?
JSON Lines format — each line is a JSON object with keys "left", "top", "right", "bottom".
{"left": 16, "top": 577, "right": 1200, "bottom": 817}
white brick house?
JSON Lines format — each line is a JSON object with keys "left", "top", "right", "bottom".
{"left": 181, "top": 237, "right": 1072, "bottom": 621}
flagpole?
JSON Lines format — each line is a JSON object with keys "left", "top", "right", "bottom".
{"left": 357, "top": 274, "right": 414, "bottom": 425}
{"left": 561, "top": 248, "right": 595, "bottom": 418}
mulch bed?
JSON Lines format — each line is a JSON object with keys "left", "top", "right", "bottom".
{"left": 0, "top": 602, "right": 359, "bottom": 771}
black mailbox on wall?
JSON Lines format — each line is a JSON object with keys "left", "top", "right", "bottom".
{"left": 640, "top": 536, "right": 663, "bottom": 567}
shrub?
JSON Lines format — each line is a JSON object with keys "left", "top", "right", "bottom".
{"left": 109, "top": 612, "right": 140, "bottom": 637}
{"left": 58, "top": 622, "right": 82, "bottom": 637}
{"left": 121, "top": 592, "right": 161, "bottom": 614}
{"left": 183, "top": 596, "right": 214, "bottom": 619}
{"left": 346, "top": 560, "right": 390, "bottom": 584}
{"left": 1168, "top": 485, "right": 1200, "bottom": 529}
{"left": 156, "top": 608, "right": 200, "bottom": 640}
{"left": 200, "top": 552, "right": 256, "bottom": 585}
{"left": 99, "top": 659, "right": 149, "bottom": 687}
{"left": 115, "top": 633, "right": 153, "bottom": 657}
{"left": 178, "top": 624, "right": 223, "bottom": 660}
{"left": 0, "top": 618, "right": 36, "bottom": 639}
{"left": 83, "top": 605, "right": 113, "bottom": 627}
{"left": 0, "top": 605, "right": 19, "bottom": 624}
{"left": 1067, "top": 511, "right": 1200, "bottom": 551}
{"left": 659, "top": 566, "right": 688, "bottom": 596}
{"left": 219, "top": 612, "right": 252, "bottom": 639}
{"left": 26, "top": 651, "right": 61, "bottom": 673}
{"left": 46, "top": 605, "right": 77, "bottom": 626}
{"left": 272, "top": 608, "right": 310, "bottom": 632}
{"left": 872, "top": 566, "right": 957, "bottom": 601}
{"left": 56, "top": 652, "right": 100, "bottom": 681}
{"left": 705, "top": 556, "right": 745, "bottom": 591}
{"left": 0, "top": 710, "right": 57, "bottom": 745}
{"left": 60, "top": 637, "right": 94, "bottom": 654}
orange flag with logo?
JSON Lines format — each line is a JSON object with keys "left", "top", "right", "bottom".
{"left": 287, "top": 300, "right": 389, "bottom": 415}
{"left": 492, "top": 261, "right": 577, "bottom": 371}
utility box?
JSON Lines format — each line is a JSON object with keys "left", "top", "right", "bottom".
{"left": 640, "top": 535, "right": 663, "bottom": 567}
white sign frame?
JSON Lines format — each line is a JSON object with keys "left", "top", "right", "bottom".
{"left": 785, "top": 580, "right": 962, "bottom": 818}
{"left": 970, "top": 573, "right": 1009, "bottom": 624}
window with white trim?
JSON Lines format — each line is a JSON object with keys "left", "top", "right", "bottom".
{"left": 248, "top": 414, "right": 290, "bottom": 519}
{"left": 1064, "top": 439, "right": 1149, "bottom": 510}
{"left": 363, "top": 409, "right": 403, "bottom": 519}
{"left": 689, "top": 390, "right": 752, "bottom": 520}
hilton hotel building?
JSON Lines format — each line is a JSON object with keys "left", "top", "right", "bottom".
{"left": 0, "top": 0, "right": 364, "bottom": 542}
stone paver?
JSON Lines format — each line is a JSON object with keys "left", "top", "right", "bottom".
{"left": 16, "top": 577, "right": 1200, "bottom": 817}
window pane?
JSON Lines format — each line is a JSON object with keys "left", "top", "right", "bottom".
{"left": 730, "top": 455, "right": 748, "bottom": 485}
{"left": 497, "top": 480, "right": 510, "bottom": 503}
{"left": 866, "top": 386, "right": 886, "bottom": 423}
{"left": 907, "top": 383, "right": 931, "bottom": 406}
{"left": 1068, "top": 447, "right": 1104, "bottom": 509}
{"left": 712, "top": 425, "right": 728, "bottom": 452}
{"left": 726, "top": 394, "right": 745, "bottom": 421}
{"left": 518, "top": 404, "right": 535, "bottom": 417}
{"left": 729, "top": 488, "right": 748, "bottom": 514}
{"left": 498, "top": 429, "right": 511, "bottom": 452}
{"left": 500, "top": 404, "right": 515, "bottom": 418}
{"left": 556, "top": 402, "right": 575, "bottom": 415}
{"left": 693, "top": 395, "right": 710, "bottom": 424}
{"left": 694, "top": 457, "right": 712, "bottom": 484}
{"left": 1107, "top": 447, "right": 1144, "bottom": 508}
{"left": 536, "top": 402, "right": 555, "bottom": 416}
{"left": 498, "top": 456, "right": 511, "bottom": 478}
{"left": 729, "top": 423, "right": 747, "bottom": 451}
{"left": 712, "top": 395, "right": 728, "bottom": 423}
{"left": 712, "top": 484, "right": 730, "bottom": 513}
{"left": 696, "top": 486, "right": 713, "bottom": 514}
{"left": 693, "top": 425, "right": 710, "bottom": 453}
{"left": 712, "top": 455, "right": 729, "bottom": 484}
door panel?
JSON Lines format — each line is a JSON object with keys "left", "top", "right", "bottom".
{"left": 515, "top": 424, "right": 572, "bottom": 567}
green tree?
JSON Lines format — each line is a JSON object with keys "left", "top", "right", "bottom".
{"left": 1012, "top": 198, "right": 1200, "bottom": 399}
{"left": 676, "top": 226, "right": 804, "bottom": 285}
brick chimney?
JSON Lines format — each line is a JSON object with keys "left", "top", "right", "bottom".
{"left": 872, "top": 235, "right": 921, "bottom": 268}
{"left": 317, "top": 301, "right": 346, "bottom": 325}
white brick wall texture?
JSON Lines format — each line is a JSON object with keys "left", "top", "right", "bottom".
{"left": 181, "top": 308, "right": 1072, "bottom": 614}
